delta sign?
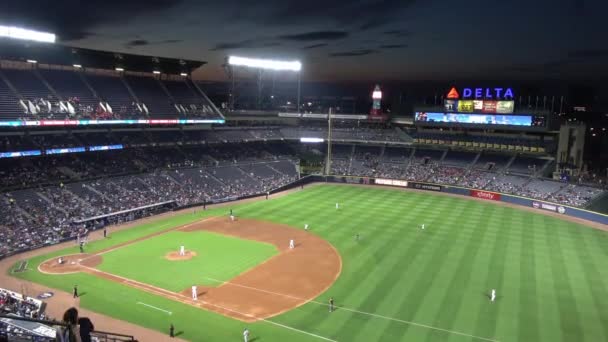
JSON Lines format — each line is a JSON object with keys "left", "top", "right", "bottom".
{"left": 446, "top": 87, "right": 514, "bottom": 100}
{"left": 445, "top": 86, "right": 515, "bottom": 114}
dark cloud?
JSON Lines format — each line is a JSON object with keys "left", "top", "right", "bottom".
{"left": 568, "top": 49, "right": 608, "bottom": 59}
{"left": 383, "top": 30, "right": 412, "bottom": 37}
{"left": 126, "top": 39, "right": 149, "bottom": 47}
{"left": 329, "top": 49, "right": 378, "bottom": 57}
{"left": 258, "top": 0, "right": 415, "bottom": 29}
{"left": 209, "top": 40, "right": 281, "bottom": 51}
{"left": 302, "top": 43, "right": 329, "bottom": 50}
{"left": 380, "top": 44, "right": 408, "bottom": 49}
{"left": 358, "top": 19, "right": 385, "bottom": 31}
{"left": 0, "top": 0, "right": 183, "bottom": 41}
{"left": 279, "top": 31, "right": 348, "bottom": 41}
{"left": 125, "top": 39, "right": 183, "bottom": 48}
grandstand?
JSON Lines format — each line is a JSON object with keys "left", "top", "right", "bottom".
{"left": 0, "top": 29, "right": 607, "bottom": 342}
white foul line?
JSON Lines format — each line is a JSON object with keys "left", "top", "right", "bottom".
{"left": 204, "top": 277, "right": 499, "bottom": 342}
{"left": 79, "top": 266, "right": 337, "bottom": 342}
{"left": 262, "top": 320, "right": 337, "bottom": 342}
{"left": 136, "top": 302, "right": 172, "bottom": 315}
{"left": 82, "top": 218, "right": 210, "bottom": 261}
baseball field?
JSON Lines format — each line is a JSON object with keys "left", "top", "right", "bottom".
{"left": 8, "top": 184, "right": 608, "bottom": 341}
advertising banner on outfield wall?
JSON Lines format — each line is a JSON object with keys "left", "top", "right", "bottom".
{"left": 408, "top": 182, "right": 442, "bottom": 192}
{"left": 375, "top": 179, "right": 408, "bottom": 187}
{"left": 532, "top": 201, "right": 566, "bottom": 214}
{"left": 470, "top": 190, "right": 501, "bottom": 201}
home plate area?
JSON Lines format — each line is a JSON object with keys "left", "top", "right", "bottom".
{"left": 39, "top": 216, "right": 342, "bottom": 322}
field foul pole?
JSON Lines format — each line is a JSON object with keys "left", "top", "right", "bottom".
{"left": 325, "top": 107, "right": 333, "bottom": 175}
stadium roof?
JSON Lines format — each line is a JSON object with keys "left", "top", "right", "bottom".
{"left": 0, "top": 37, "right": 205, "bottom": 75}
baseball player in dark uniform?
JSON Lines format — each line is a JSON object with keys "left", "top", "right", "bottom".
{"left": 329, "top": 297, "right": 335, "bottom": 312}
{"left": 73, "top": 285, "right": 79, "bottom": 298}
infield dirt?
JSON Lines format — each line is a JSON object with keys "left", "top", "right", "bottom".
{"left": 38, "top": 216, "right": 342, "bottom": 322}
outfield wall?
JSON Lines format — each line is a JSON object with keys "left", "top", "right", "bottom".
{"left": 312, "top": 175, "right": 608, "bottom": 225}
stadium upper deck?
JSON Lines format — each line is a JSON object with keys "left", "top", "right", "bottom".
{"left": 0, "top": 37, "right": 224, "bottom": 125}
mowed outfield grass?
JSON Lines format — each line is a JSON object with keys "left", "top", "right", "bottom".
{"left": 11, "top": 184, "right": 608, "bottom": 342}
{"left": 97, "top": 230, "right": 278, "bottom": 291}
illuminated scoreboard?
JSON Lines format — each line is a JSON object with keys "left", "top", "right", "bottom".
{"left": 415, "top": 86, "right": 548, "bottom": 130}
{"left": 444, "top": 86, "right": 515, "bottom": 114}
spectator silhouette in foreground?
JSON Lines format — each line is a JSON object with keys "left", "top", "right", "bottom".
{"left": 56, "top": 307, "right": 81, "bottom": 342}
{"left": 78, "top": 316, "right": 95, "bottom": 342}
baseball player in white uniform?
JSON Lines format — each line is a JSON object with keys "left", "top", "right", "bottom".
{"left": 335, "top": 202, "right": 339, "bottom": 209}
{"left": 230, "top": 214, "right": 235, "bottom": 222}
{"left": 179, "top": 245, "right": 185, "bottom": 256}
{"left": 243, "top": 328, "right": 250, "bottom": 342}
{"left": 289, "top": 239, "right": 295, "bottom": 249}
{"left": 191, "top": 285, "right": 198, "bottom": 300}
{"left": 490, "top": 289, "right": 496, "bottom": 302}
{"left": 421, "top": 224, "right": 425, "bottom": 230}
{"left": 304, "top": 224, "right": 309, "bottom": 231}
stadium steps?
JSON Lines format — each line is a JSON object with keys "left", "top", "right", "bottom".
{"left": 77, "top": 71, "right": 101, "bottom": 98}
{"left": 204, "top": 171, "right": 227, "bottom": 187}
{"left": 120, "top": 76, "right": 142, "bottom": 104}
{"left": 188, "top": 79, "right": 225, "bottom": 119}
{"left": 162, "top": 171, "right": 183, "bottom": 186}
{"left": 33, "top": 69, "right": 63, "bottom": 101}
{"left": 235, "top": 165, "right": 260, "bottom": 182}
{"left": 63, "top": 188, "right": 92, "bottom": 208}
{"left": 0, "top": 69, "right": 23, "bottom": 98}
{"left": 347, "top": 145, "right": 356, "bottom": 174}
{"left": 13, "top": 203, "right": 35, "bottom": 221}
{"left": 504, "top": 155, "right": 517, "bottom": 173}
{"left": 394, "top": 126, "right": 414, "bottom": 142}
{"left": 538, "top": 159, "right": 555, "bottom": 177}
{"left": 406, "top": 147, "right": 416, "bottom": 167}
{"left": 57, "top": 166, "right": 79, "bottom": 180}
{"left": 155, "top": 78, "right": 175, "bottom": 101}
{"left": 469, "top": 152, "right": 481, "bottom": 170}
{"left": 36, "top": 190, "right": 70, "bottom": 216}
{"left": 84, "top": 184, "right": 112, "bottom": 201}
{"left": 439, "top": 150, "right": 448, "bottom": 163}
{"left": 266, "top": 163, "right": 286, "bottom": 177}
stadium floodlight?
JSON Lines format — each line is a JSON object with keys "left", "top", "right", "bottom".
{"left": 115, "top": 67, "right": 124, "bottom": 72}
{"left": 0, "top": 25, "right": 56, "bottom": 43}
{"left": 153, "top": 70, "right": 161, "bottom": 75}
{"left": 300, "top": 137, "right": 324, "bottom": 143}
{"left": 26, "top": 59, "right": 37, "bottom": 64}
{"left": 180, "top": 72, "right": 188, "bottom": 77}
{"left": 73, "top": 64, "right": 82, "bottom": 68}
{"left": 228, "top": 56, "right": 301, "bottom": 72}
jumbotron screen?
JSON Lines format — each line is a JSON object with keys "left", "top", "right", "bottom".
{"left": 415, "top": 112, "right": 545, "bottom": 127}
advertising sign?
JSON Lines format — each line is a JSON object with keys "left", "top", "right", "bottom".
{"left": 496, "top": 101, "right": 515, "bottom": 114}
{"left": 457, "top": 100, "right": 474, "bottom": 112}
{"left": 415, "top": 113, "right": 533, "bottom": 126}
{"left": 532, "top": 201, "right": 566, "bottom": 214}
{"left": 444, "top": 100, "right": 457, "bottom": 112}
{"left": 470, "top": 190, "right": 501, "bottom": 201}
{"left": 482, "top": 101, "right": 497, "bottom": 113}
{"left": 473, "top": 100, "right": 484, "bottom": 110}
{"left": 409, "top": 182, "right": 442, "bottom": 192}
{"left": 375, "top": 179, "right": 408, "bottom": 187}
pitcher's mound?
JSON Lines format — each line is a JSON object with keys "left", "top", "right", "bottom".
{"left": 165, "top": 251, "right": 197, "bottom": 261}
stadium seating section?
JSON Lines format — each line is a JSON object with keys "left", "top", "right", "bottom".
{"left": 0, "top": 67, "right": 222, "bottom": 120}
